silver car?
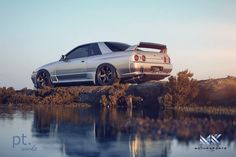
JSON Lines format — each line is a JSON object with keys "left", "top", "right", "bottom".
{"left": 31, "top": 42, "right": 172, "bottom": 88}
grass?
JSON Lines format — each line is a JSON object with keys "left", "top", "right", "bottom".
{"left": 166, "top": 105, "right": 236, "bottom": 116}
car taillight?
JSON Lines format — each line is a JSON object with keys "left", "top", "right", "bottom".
{"left": 141, "top": 55, "right": 146, "bottom": 61}
{"left": 134, "top": 55, "right": 139, "bottom": 61}
{"left": 164, "top": 56, "right": 171, "bottom": 63}
{"left": 164, "top": 56, "right": 167, "bottom": 63}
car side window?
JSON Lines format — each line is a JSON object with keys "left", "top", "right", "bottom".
{"left": 89, "top": 43, "right": 102, "bottom": 56}
{"left": 66, "top": 45, "right": 90, "bottom": 59}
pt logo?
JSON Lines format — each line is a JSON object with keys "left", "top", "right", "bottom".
{"left": 12, "top": 133, "right": 37, "bottom": 151}
{"left": 200, "top": 134, "right": 221, "bottom": 145}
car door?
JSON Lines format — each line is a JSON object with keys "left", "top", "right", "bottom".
{"left": 55, "top": 44, "right": 90, "bottom": 82}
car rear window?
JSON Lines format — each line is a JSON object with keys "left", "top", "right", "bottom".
{"left": 105, "top": 42, "right": 130, "bottom": 52}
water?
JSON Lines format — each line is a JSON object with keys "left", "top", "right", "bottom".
{"left": 0, "top": 107, "right": 235, "bottom": 157}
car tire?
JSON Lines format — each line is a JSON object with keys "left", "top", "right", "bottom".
{"left": 36, "top": 70, "right": 53, "bottom": 88}
{"left": 96, "top": 64, "right": 118, "bottom": 86}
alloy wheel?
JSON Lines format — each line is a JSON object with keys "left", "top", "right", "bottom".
{"left": 98, "top": 66, "right": 113, "bottom": 84}
{"left": 36, "top": 71, "right": 48, "bottom": 88}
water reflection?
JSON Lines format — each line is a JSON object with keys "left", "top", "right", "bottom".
{"left": 0, "top": 107, "right": 236, "bottom": 157}
{"left": 30, "top": 107, "right": 236, "bottom": 157}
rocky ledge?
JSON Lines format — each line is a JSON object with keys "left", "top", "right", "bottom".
{"left": 0, "top": 71, "right": 236, "bottom": 115}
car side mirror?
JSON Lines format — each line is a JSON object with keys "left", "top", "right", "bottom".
{"left": 60, "top": 55, "right": 66, "bottom": 61}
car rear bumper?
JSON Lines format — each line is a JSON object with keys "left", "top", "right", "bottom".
{"left": 122, "top": 62, "right": 172, "bottom": 81}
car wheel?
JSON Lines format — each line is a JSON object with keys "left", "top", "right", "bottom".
{"left": 36, "top": 70, "right": 53, "bottom": 88}
{"left": 96, "top": 64, "right": 118, "bottom": 86}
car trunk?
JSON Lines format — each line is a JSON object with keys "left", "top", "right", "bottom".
{"left": 133, "top": 42, "right": 170, "bottom": 64}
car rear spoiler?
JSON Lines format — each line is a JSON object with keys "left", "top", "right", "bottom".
{"left": 126, "top": 42, "right": 167, "bottom": 52}
{"left": 138, "top": 42, "right": 167, "bottom": 50}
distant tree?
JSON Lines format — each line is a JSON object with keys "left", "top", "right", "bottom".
{"left": 163, "top": 70, "right": 199, "bottom": 107}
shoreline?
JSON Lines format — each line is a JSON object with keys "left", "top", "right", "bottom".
{"left": 1, "top": 75, "right": 236, "bottom": 116}
{"left": 1, "top": 103, "right": 236, "bottom": 116}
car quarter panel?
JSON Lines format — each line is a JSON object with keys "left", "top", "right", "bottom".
{"left": 86, "top": 51, "right": 132, "bottom": 80}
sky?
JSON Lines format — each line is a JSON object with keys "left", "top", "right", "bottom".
{"left": 0, "top": 0, "right": 236, "bottom": 89}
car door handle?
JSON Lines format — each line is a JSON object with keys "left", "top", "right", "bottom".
{"left": 81, "top": 60, "right": 85, "bottom": 63}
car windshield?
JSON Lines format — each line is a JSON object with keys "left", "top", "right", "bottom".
{"left": 105, "top": 42, "right": 130, "bottom": 52}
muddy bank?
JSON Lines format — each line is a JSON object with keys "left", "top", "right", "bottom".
{"left": 0, "top": 73, "right": 236, "bottom": 113}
